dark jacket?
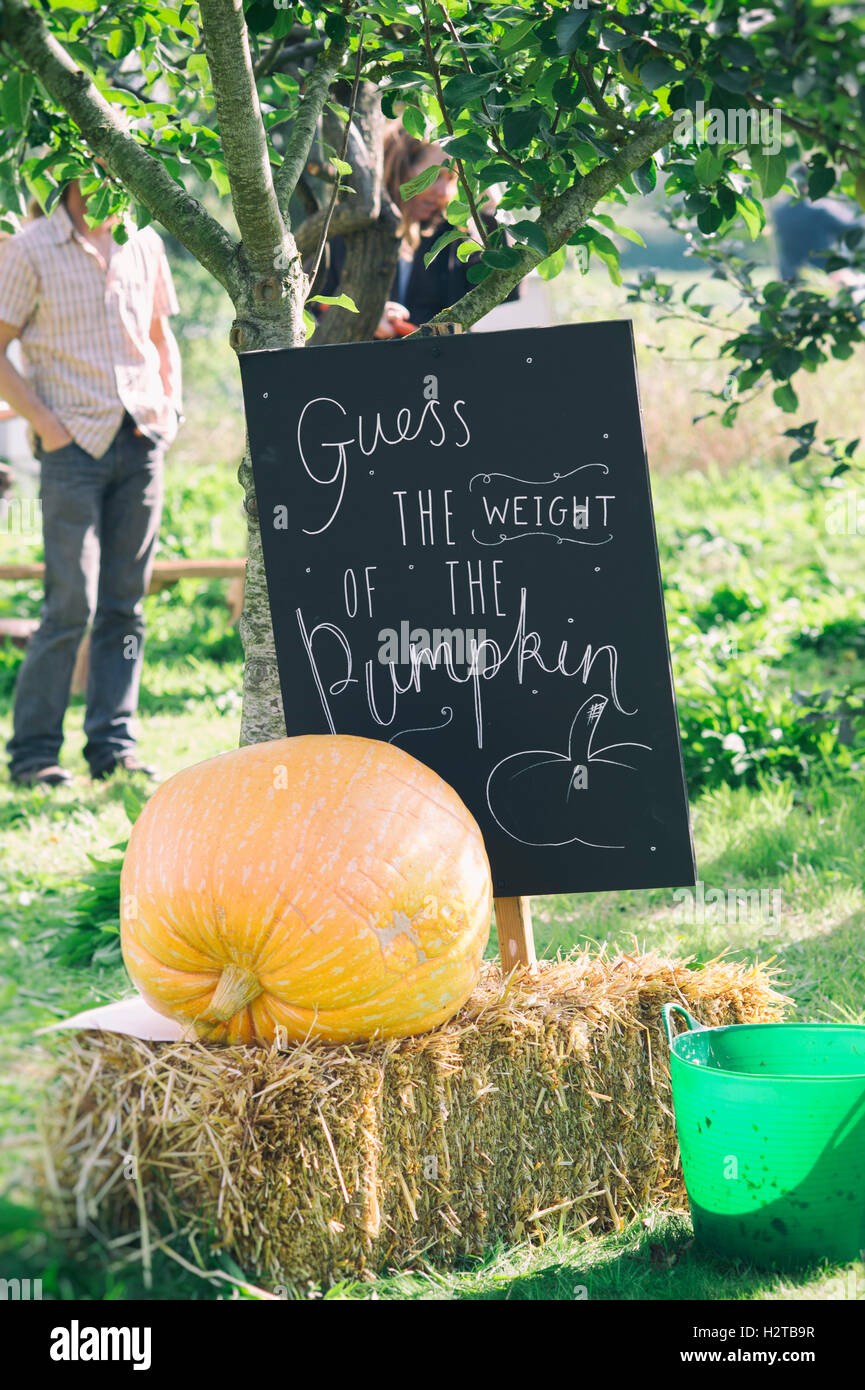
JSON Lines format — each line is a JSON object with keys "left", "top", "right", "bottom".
{"left": 314, "top": 214, "right": 520, "bottom": 327}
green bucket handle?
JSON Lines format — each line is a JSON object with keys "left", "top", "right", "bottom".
{"left": 662, "top": 1002, "right": 707, "bottom": 1047}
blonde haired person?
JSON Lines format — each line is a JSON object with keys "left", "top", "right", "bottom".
{"left": 312, "top": 121, "right": 518, "bottom": 335}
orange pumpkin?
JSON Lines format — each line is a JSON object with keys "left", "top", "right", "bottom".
{"left": 120, "top": 734, "right": 492, "bottom": 1044}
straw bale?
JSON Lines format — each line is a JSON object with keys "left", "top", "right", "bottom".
{"left": 43, "top": 951, "right": 788, "bottom": 1292}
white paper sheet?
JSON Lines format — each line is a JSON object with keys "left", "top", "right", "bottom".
{"left": 38, "top": 993, "right": 187, "bottom": 1041}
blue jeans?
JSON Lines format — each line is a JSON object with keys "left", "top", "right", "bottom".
{"left": 7, "top": 416, "right": 163, "bottom": 775}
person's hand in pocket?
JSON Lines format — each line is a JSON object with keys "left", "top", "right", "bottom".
{"left": 37, "top": 415, "right": 73, "bottom": 453}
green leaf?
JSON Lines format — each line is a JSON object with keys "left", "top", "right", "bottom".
{"left": 271, "top": 72, "right": 299, "bottom": 95}
{"left": 694, "top": 147, "right": 725, "bottom": 186}
{"left": 324, "top": 11, "right": 347, "bottom": 41}
{"left": 481, "top": 245, "right": 522, "bottom": 271}
{"left": 456, "top": 239, "right": 482, "bottom": 263}
{"left": 400, "top": 164, "right": 445, "bottom": 201}
{"left": 106, "top": 23, "right": 136, "bottom": 60}
{"left": 84, "top": 182, "right": 115, "bottom": 226}
{"left": 719, "top": 37, "right": 755, "bottom": 66}
{"left": 332, "top": 158, "right": 352, "bottom": 177}
{"left": 588, "top": 229, "right": 621, "bottom": 285}
{"left": 773, "top": 383, "right": 799, "bottom": 413}
{"left": 633, "top": 158, "right": 657, "bottom": 195}
{"left": 536, "top": 246, "right": 567, "bottom": 281}
{"left": 808, "top": 160, "right": 835, "bottom": 201}
{"left": 187, "top": 53, "right": 209, "bottom": 81}
{"left": 1, "top": 70, "right": 35, "bottom": 130}
{"left": 465, "top": 261, "right": 492, "bottom": 284}
{"left": 737, "top": 195, "right": 764, "bottom": 240}
{"left": 308, "top": 293, "right": 358, "bottom": 313}
{"left": 499, "top": 18, "right": 537, "bottom": 54}
{"left": 477, "top": 161, "right": 529, "bottom": 188}
{"left": 402, "top": 105, "right": 426, "bottom": 140}
{"left": 44, "top": 181, "right": 66, "bottom": 215}
{"left": 423, "top": 225, "right": 464, "bottom": 268}
{"left": 502, "top": 102, "right": 543, "bottom": 151}
{"left": 697, "top": 201, "right": 724, "bottom": 234}
{"left": 508, "top": 219, "right": 548, "bottom": 257}
{"left": 593, "top": 214, "right": 646, "bottom": 247}
{"left": 749, "top": 147, "right": 787, "bottom": 199}
{"left": 442, "top": 71, "right": 495, "bottom": 109}
{"left": 441, "top": 132, "right": 490, "bottom": 161}
{"left": 208, "top": 159, "right": 231, "bottom": 198}
{"left": 599, "top": 26, "right": 632, "bottom": 52}
{"left": 711, "top": 68, "right": 752, "bottom": 95}
{"left": 556, "top": 6, "right": 590, "bottom": 55}
{"left": 122, "top": 783, "right": 147, "bottom": 824}
{"left": 640, "top": 58, "right": 678, "bottom": 91}
{"left": 771, "top": 348, "right": 802, "bottom": 379}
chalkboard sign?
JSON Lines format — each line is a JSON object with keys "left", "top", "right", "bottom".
{"left": 239, "top": 321, "right": 696, "bottom": 898}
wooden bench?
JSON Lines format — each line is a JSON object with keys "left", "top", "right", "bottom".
{"left": 0, "top": 557, "right": 246, "bottom": 693}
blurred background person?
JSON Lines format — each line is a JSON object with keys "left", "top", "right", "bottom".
{"left": 773, "top": 164, "right": 863, "bottom": 286}
{"left": 310, "top": 122, "right": 519, "bottom": 337}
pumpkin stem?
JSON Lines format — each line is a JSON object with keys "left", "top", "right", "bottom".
{"left": 201, "top": 964, "right": 262, "bottom": 1023}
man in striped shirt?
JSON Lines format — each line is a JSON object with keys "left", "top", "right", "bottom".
{"left": 0, "top": 181, "right": 181, "bottom": 787}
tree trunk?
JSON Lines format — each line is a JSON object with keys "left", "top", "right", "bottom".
{"left": 314, "top": 83, "right": 400, "bottom": 346}
{"left": 235, "top": 81, "right": 397, "bottom": 742}
{"left": 231, "top": 294, "right": 306, "bottom": 747}
{"left": 313, "top": 219, "right": 401, "bottom": 344}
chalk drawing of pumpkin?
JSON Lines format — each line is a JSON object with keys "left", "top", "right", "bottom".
{"left": 485, "top": 694, "right": 652, "bottom": 849}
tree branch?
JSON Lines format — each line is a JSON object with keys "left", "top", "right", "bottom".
{"left": 1, "top": 0, "right": 239, "bottom": 295}
{"left": 422, "top": 116, "right": 677, "bottom": 331}
{"left": 198, "top": 0, "right": 290, "bottom": 278}
{"left": 306, "top": 20, "right": 366, "bottom": 295}
{"left": 575, "top": 62, "right": 642, "bottom": 132}
{"left": 293, "top": 84, "right": 393, "bottom": 257}
{"left": 293, "top": 199, "right": 378, "bottom": 257}
{"left": 418, "top": 0, "right": 490, "bottom": 249}
{"left": 264, "top": 37, "right": 326, "bottom": 76}
{"left": 748, "top": 95, "right": 863, "bottom": 163}
{"left": 275, "top": 32, "right": 350, "bottom": 217}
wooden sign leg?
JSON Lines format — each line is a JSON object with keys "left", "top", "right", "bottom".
{"left": 494, "top": 896, "right": 536, "bottom": 973}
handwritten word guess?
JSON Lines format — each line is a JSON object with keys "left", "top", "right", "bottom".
{"left": 297, "top": 395, "right": 471, "bottom": 536}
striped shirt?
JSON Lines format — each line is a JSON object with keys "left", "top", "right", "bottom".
{"left": 0, "top": 205, "right": 179, "bottom": 458}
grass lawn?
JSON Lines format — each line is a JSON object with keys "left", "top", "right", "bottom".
{"left": 0, "top": 266, "right": 863, "bottom": 1300}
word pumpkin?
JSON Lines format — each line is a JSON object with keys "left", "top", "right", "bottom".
{"left": 120, "top": 735, "right": 492, "bottom": 1044}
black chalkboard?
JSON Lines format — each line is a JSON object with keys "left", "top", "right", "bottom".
{"left": 239, "top": 321, "right": 696, "bottom": 897}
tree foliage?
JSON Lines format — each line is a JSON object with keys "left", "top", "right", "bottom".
{"left": 1, "top": 0, "right": 863, "bottom": 736}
